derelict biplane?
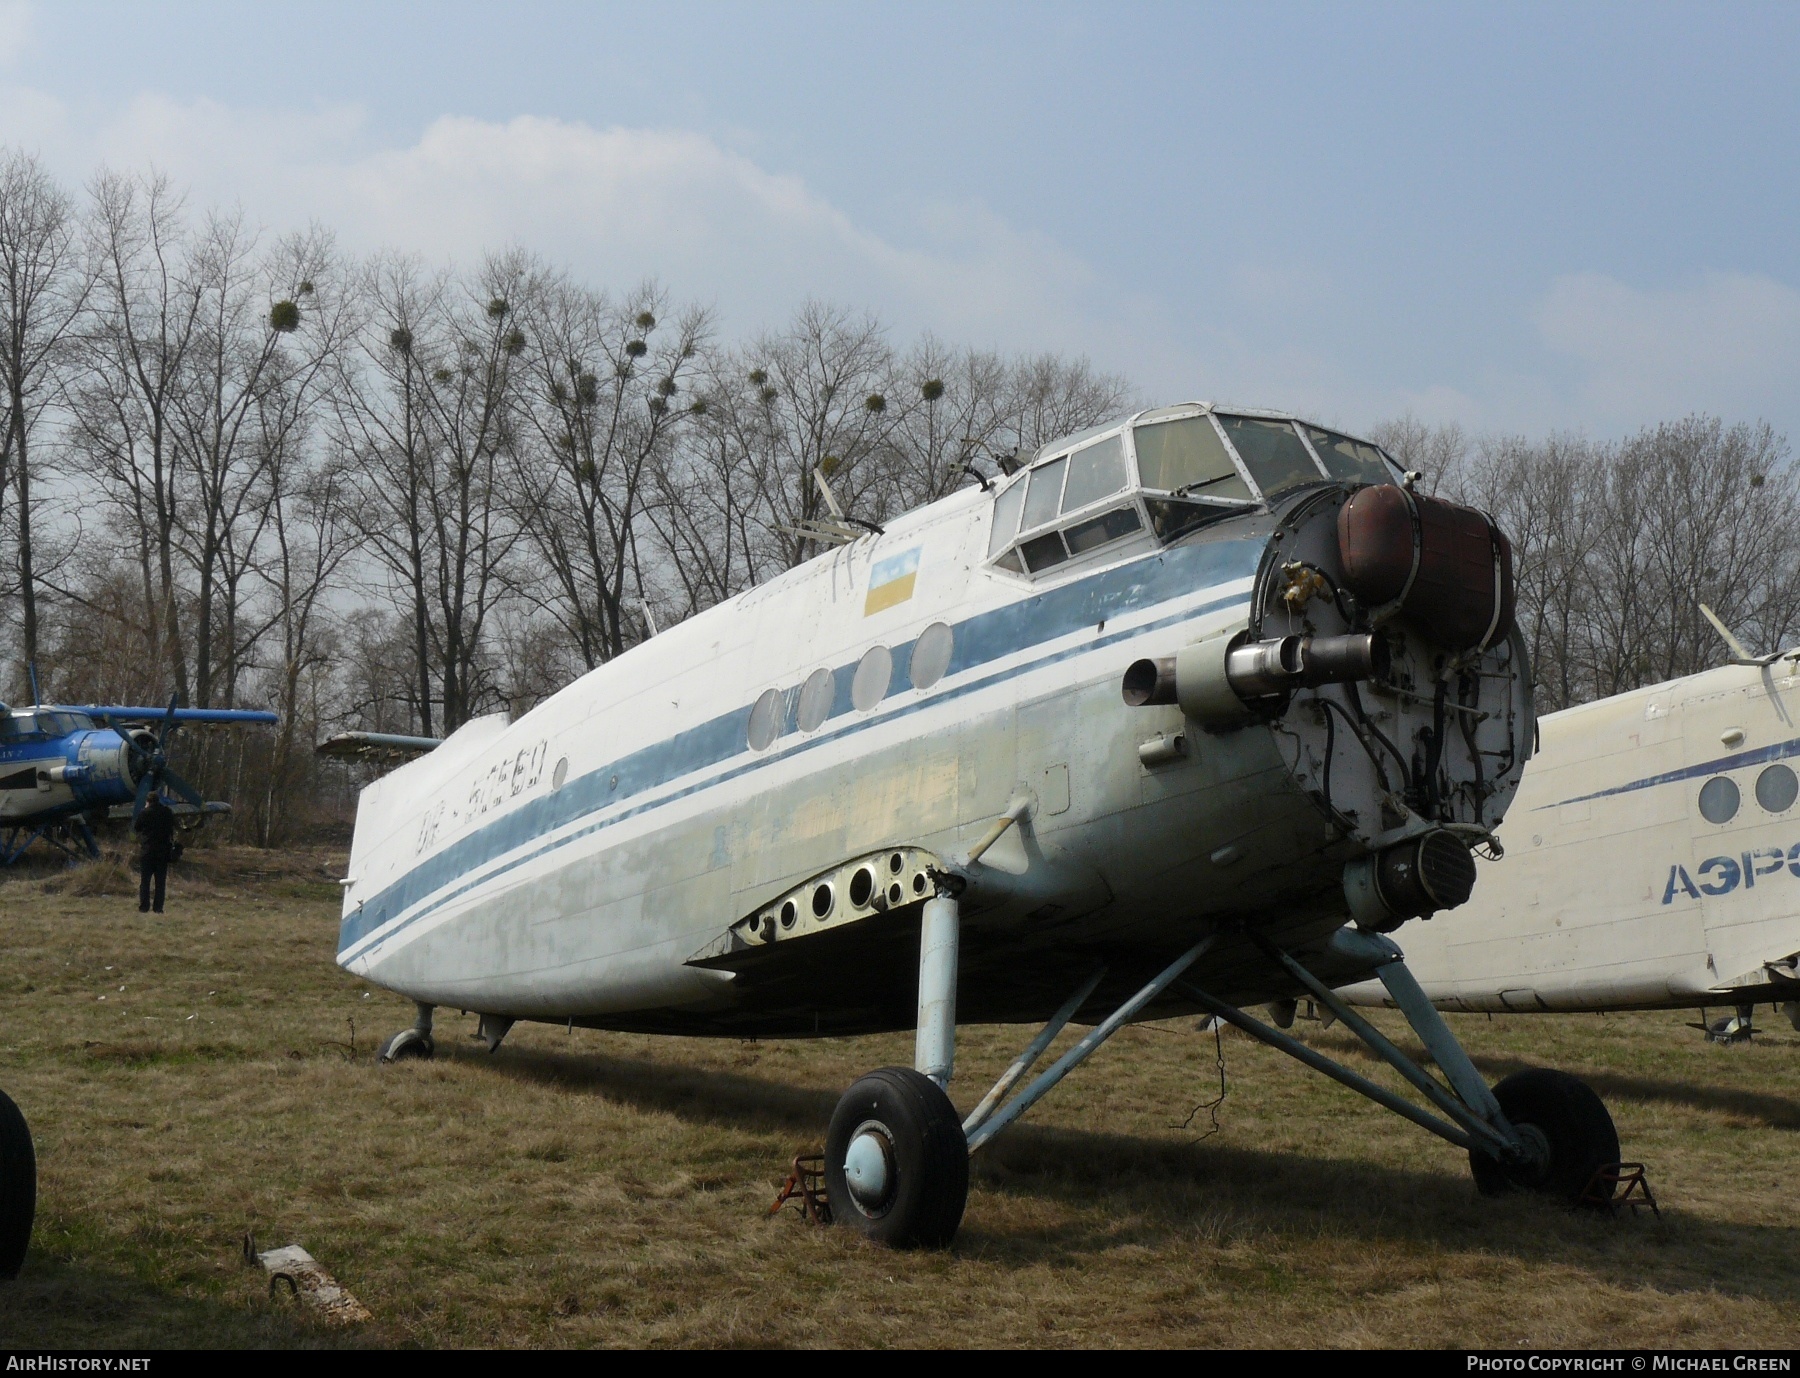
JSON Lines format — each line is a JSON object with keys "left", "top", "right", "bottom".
{"left": 330, "top": 402, "right": 1622, "bottom": 1246}
{"left": 0, "top": 694, "right": 276, "bottom": 865}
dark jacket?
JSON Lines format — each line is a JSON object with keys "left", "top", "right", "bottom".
{"left": 134, "top": 797, "right": 177, "bottom": 864}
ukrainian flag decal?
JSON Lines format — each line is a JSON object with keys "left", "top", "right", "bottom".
{"left": 864, "top": 547, "right": 921, "bottom": 616}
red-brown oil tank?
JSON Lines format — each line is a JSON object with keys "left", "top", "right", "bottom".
{"left": 1336, "top": 485, "right": 1515, "bottom": 651}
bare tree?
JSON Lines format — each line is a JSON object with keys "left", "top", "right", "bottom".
{"left": 1004, "top": 352, "right": 1135, "bottom": 457}
{"left": 0, "top": 149, "right": 92, "bottom": 693}
{"left": 337, "top": 253, "right": 527, "bottom": 733}
{"left": 510, "top": 272, "right": 709, "bottom": 668}
{"left": 73, "top": 169, "right": 205, "bottom": 705}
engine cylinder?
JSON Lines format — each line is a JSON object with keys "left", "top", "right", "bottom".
{"left": 1337, "top": 485, "right": 1515, "bottom": 650}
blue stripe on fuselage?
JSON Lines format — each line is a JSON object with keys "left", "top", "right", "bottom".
{"left": 338, "top": 536, "right": 1264, "bottom": 963}
{"left": 1543, "top": 734, "right": 1800, "bottom": 809}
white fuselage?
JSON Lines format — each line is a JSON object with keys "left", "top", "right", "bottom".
{"left": 1342, "top": 657, "right": 1800, "bottom": 1012}
{"left": 336, "top": 404, "right": 1532, "bottom": 1037}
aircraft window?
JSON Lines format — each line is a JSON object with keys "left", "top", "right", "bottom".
{"left": 988, "top": 476, "right": 1027, "bottom": 557}
{"left": 1144, "top": 497, "right": 1237, "bottom": 543}
{"left": 0, "top": 714, "right": 41, "bottom": 738}
{"left": 852, "top": 645, "right": 893, "bottom": 712}
{"left": 1020, "top": 531, "right": 1069, "bottom": 573}
{"left": 1021, "top": 456, "right": 1067, "bottom": 531}
{"left": 1302, "top": 425, "right": 1392, "bottom": 486}
{"left": 1217, "top": 416, "right": 1326, "bottom": 498}
{"left": 747, "top": 688, "right": 783, "bottom": 751}
{"left": 797, "top": 667, "right": 835, "bottom": 732}
{"left": 552, "top": 757, "right": 569, "bottom": 790}
{"left": 1698, "top": 775, "right": 1740, "bottom": 825}
{"left": 1132, "top": 417, "right": 1252, "bottom": 501}
{"left": 1060, "top": 435, "right": 1126, "bottom": 514}
{"left": 1064, "top": 504, "right": 1142, "bottom": 556}
{"left": 1756, "top": 763, "right": 1798, "bottom": 813}
{"left": 910, "top": 622, "right": 954, "bottom": 691}
{"left": 993, "top": 547, "right": 1025, "bottom": 574}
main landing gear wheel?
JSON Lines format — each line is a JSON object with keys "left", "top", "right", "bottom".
{"left": 377, "top": 1028, "right": 434, "bottom": 1063}
{"left": 1470, "top": 1068, "right": 1619, "bottom": 1207}
{"left": 825, "top": 1067, "right": 968, "bottom": 1248}
{"left": 0, "top": 1087, "right": 36, "bottom": 1280}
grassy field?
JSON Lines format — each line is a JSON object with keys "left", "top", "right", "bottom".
{"left": 0, "top": 844, "right": 1797, "bottom": 1349}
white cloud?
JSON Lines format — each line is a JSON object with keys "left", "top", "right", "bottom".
{"left": 76, "top": 97, "right": 1115, "bottom": 359}
{"left": 1534, "top": 270, "right": 1800, "bottom": 428}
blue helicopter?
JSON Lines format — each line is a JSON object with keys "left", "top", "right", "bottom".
{"left": 0, "top": 676, "right": 277, "bottom": 865}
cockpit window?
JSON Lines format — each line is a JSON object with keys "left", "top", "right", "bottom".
{"left": 1303, "top": 425, "right": 1392, "bottom": 486}
{"left": 988, "top": 475, "right": 1027, "bottom": 557}
{"left": 1065, "top": 504, "right": 1142, "bottom": 554}
{"left": 1216, "top": 416, "right": 1326, "bottom": 498}
{"left": 1132, "top": 417, "right": 1252, "bottom": 500}
{"left": 989, "top": 405, "right": 1382, "bottom": 579}
{"left": 1021, "top": 456, "right": 1067, "bottom": 531}
{"left": 1061, "top": 435, "right": 1127, "bottom": 514}
{"left": 1144, "top": 498, "right": 1237, "bottom": 543}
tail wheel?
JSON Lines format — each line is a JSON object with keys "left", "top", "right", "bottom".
{"left": 1470, "top": 1068, "right": 1619, "bottom": 1207}
{"left": 825, "top": 1067, "right": 968, "bottom": 1248}
{"left": 0, "top": 1088, "right": 36, "bottom": 1280}
{"left": 378, "top": 1029, "right": 434, "bottom": 1064}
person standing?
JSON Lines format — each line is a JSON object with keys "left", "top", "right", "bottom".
{"left": 133, "top": 793, "right": 176, "bottom": 914}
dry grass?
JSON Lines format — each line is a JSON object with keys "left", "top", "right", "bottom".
{"left": 0, "top": 844, "right": 1797, "bottom": 1348}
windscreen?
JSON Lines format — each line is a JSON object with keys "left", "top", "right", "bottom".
{"left": 1021, "top": 456, "right": 1067, "bottom": 531}
{"left": 1302, "top": 425, "right": 1393, "bottom": 486}
{"left": 1061, "top": 435, "right": 1127, "bottom": 513}
{"left": 1132, "top": 417, "right": 1252, "bottom": 500}
{"left": 1216, "top": 416, "right": 1324, "bottom": 499}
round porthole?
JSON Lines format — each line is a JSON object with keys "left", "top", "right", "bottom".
{"left": 849, "top": 867, "right": 875, "bottom": 907}
{"left": 852, "top": 645, "right": 893, "bottom": 712}
{"left": 1698, "top": 775, "right": 1740, "bottom": 825}
{"left": 910, "top": 622, "right": 954, "bottom": 690}
{"left": 551, "top": 757, "right": 568, "bottom": 790}
{"left": 797, "top": 667, "right": 834, "bottom": 732}
{"left": 811, "top": 883, "right": 834, "bottom": 919}
{"left": 747, "top": 687, "right": 783, "bottom": 751}
{"left": 1757, "top": 763, "right": 1798, "bottom": 814}
{"left": 780, "top": 900, "right": 798, "bottom": 930}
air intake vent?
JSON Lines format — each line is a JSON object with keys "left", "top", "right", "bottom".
{"left": 1416, "top": 830, "right": 1478, "bottom": 910}
{"left": 1375, "top": 830, "right": 1478, "bottom": 919}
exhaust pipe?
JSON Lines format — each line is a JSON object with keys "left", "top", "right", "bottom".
{"left": 1123, "top": 631, "right": 1388, "bottom": 726}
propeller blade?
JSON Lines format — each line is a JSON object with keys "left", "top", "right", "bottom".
{"left": 131, "top": 770, "right": 155, "bottom": 824}
{"left": 159, "top": 768, "right": 206, "bottom": 811}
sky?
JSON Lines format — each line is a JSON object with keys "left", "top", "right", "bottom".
{"left": 1, "top": 0, "right": 1796, "bottom": 442}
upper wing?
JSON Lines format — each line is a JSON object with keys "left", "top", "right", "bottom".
{"left": 82, "top": 706, "right": 279, "bottom": 726}
{"left": 315, "top": 731, "right": 443, "bottom": 764}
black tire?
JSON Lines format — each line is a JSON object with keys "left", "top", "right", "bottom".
{"left": 1470, "top": 1068, "right": 1618, "bottom": 1207}
{"left": 378, "top": 1029, "right": 434, "bottom": 1064}
{"left": 0, "top": 1088, "right": 36, "bottom": 1280}
{"left": 825, "top": 1067, "right": 968, "bottom": 1248}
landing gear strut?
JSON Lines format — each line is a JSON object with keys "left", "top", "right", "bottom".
{"left": 826, "top": 889, "right": 969, "bottom": 1246}
{"left": 378, "top": 1002, "right": 435, "bottom": 1063}
{"left": 822, "top": 905, "right": 1622, "bottom": 1248}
